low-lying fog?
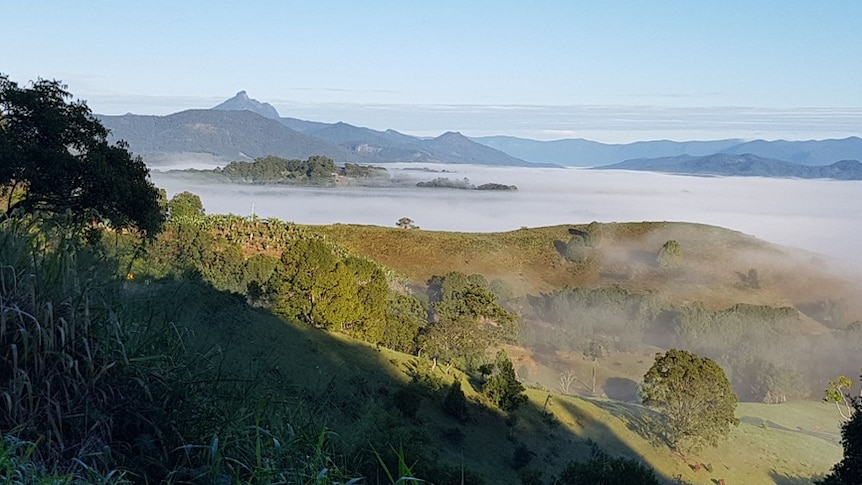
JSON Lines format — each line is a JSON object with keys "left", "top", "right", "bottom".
{"left": 150, "top": 159, "right": 862, "bottom": 272}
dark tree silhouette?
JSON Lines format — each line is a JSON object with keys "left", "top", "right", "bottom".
{"left": 0, "top": 75, "right": 162, "bottom": 234}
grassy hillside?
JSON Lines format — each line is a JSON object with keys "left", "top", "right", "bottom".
{"left": 314, "top": 221, "right": 862, "bottom": 319}
{"left": 133, "top": 277, "right": 843, "bottom": 484}
{"left": 1, "top": 213, "right": 849, "bottom": 483}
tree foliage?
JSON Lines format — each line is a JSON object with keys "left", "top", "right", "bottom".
{"left": 383, "top": 292, "right": 427, "bottom": 353}
{"left": 824, "top": 373, "right": 860, "bottom": 422}
{"left": 168, "top": 190, "right": 205, "bottom": 220}
{"left": 641, "top": 349, "right": 739, "bottom": 450}
{"left": 271, "top": 238, "right": 389, "bottom": 341}
{"left": 0, "top": 75, "right": 162, "bottom": 234}
{"left": 819, "top": 397, "right": 862, "bottom": 484}
{"left": 421, "top": 272, "right": 518, "bottom": 368}
{"left": 396, "top": 217, "right": 417, "bottom": 229}
{"left": 483, "top": 350, "right": 527, "bottom": 412}
{"left": 656, "top": 239, "right": 681, "bottom": 267}
{"left": 443, "top": 379, "right": 469, "bottom": 422}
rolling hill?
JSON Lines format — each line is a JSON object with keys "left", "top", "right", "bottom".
{"left": 311, "top": 221, "right": 862, "bottom": 318}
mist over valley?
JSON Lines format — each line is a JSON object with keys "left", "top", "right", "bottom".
{"left": 152, "top": 161, "right": 862, "bottom": 274}
{"left": 5, "top": 3, "right": 862, "bottom": 481}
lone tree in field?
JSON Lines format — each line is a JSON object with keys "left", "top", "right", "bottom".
{"left": 396, "top": 217, "right": 417, "bottom": 229}
{"left": 0, "top": 74, "right": 162, "bottom": 234}
{"left": 641, "top": 349, "right": 739, "bottom": 451}
{"left": 656, "top": 239, "right": 681, "bottom": 267}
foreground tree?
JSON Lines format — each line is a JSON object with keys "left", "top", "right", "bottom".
{"left": 819, "top": 398, "right": 862, "bottom": 484}
{"left": 0, "top": 75, "right": 162, "bottom": 234}
{"left": 641, "top": 349, "right": 739, "bottom": 450}
{"left": 824, "top": 372, "right": 860, "bottom": 422}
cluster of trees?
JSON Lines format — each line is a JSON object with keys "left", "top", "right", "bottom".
{"left": 271, "top": 237, "right": 389, "bottom": 342}
{"left": 416, "top": 177, "right": 518, "bottom": 191}
{"left": 112, "top": 203, "right": 520, "bottom": 367}
{"left": 0, "top": 74, "right": 162, "bottom": 234}
{"left": 422, "top": 272, "right": 519, "bottom": 369}
{"left": 210, "top": 155, "right": 386, "bottom": 184}
{"left": 526, "top": 286, "right": 662, "bottom": 354}
{"left": 524, "top": 281, "right": 859, "bottom": 405}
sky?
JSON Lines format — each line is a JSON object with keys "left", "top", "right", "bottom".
{"left": 3, "top": 1, "right": 861, "bottom": 142}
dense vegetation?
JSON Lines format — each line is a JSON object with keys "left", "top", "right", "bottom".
{"left": 416, "top": 176, "right": 518, "bottom": 190}
{"left": 0, "top": 75, "right": 162, "bottom": 234}
{"left": 1, "top": 75, "right": 857, "bottom": 484}
{"left": 203, "top": 155, "right": 387, "bottom": 185}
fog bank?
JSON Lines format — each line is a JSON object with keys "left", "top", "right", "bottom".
{"left": 151, "top": 162, "right": 862, "bottom": 271}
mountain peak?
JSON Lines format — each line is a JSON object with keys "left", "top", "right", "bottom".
{"left": 212, "top": 91, "right": 280, "bottom": 120}
{"left": 436, "top": 131, "right": 466, "bottom": 140}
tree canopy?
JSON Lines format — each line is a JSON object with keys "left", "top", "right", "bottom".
{"left": 167, "top": 191, "right": 205, "bottom": 221}
{"left": 483, "top": 350, "right": 527, "bottom": 412}
{"left": 0, "top": 75, "right": 162, "bottom": 234}
{"left": 641, "top": 348, "right": 739, "bottom": 450}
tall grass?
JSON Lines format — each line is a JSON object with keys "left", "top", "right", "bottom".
{"left": 0, "top": 215, "right": 370, "bottom": 483}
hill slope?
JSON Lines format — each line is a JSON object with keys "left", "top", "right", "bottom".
{"left": 473, "top": 136, "right": 742, "bottom": 167}
{"left": 136, "top": 275, "right": 843, "bottom": 485}
{"left": 312, "top": 221, "right": 862, "bottom": 316}
{"left": 600, "top": 153, "right": 862, "bottom": 179}
{"left": 473, "top": 135, "right": 862, "bottom": 167}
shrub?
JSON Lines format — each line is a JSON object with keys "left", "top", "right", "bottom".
{"left": 443, "top": 380, "right": 470, "bottom": 422}
{"left": 393, "top": 385, "right": 422, "bottom": 419}
{"left": 557, "top": 446, "right": 661, "bottom": 485}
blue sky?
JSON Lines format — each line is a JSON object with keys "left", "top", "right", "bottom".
{"left": 3, "top": 1, "right": 861, "bottom": 142}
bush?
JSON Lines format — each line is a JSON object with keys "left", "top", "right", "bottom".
{"left": 443, "top": 380, "right": 470, "bottom": 422}
{"left": 393, "top": 385, "right": 422, "bottom": 419}
{"left": 512, "top": 442, "right": 534, "bottom": 470}
{"left": 557, "top": 446, "right": 661, "bottom": 485}
{"left": 657, "top": 239, "right": 681, "bottom": 267}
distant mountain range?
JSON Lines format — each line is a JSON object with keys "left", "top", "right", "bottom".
{"left": 102, "top": 92, "right": 535, "bottom": 167}
{"left": 472, "top": 135, "right": 862, "bottom": 167}
{"left": 100, "top": 91, "right": 862, "bottom": 172}
{"left": 599, "top": 153, "right": 862, "bottom": 180}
